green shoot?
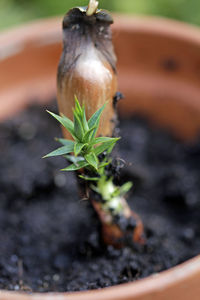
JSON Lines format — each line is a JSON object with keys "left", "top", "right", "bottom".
{"left": 44, "top": 98, "right": 132, "bottom": 216}
{"left": 44, "top": 98, "right": 119, "bottom": 171}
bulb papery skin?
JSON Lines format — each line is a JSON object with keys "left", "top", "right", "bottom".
{"left": 57, "top": 8, "right": 117, "bottom": 139}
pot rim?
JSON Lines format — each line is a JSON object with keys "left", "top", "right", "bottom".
{"left": 0, "top": 15, "right": 200, "bottom": 300}
{"left": 0, "top": 256, "right": 200, "bottom": 300}
{"left": 2, "top": 14, "right": 200, "bottom": 55}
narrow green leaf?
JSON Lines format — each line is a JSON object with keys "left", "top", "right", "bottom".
{"left": 91, "top": 137, "right": 120, "bottom": 146}
{"left": 88, "top": 103, "right": 106, "bottom": 129}
{"left": 74, "top": 97, "right": 90, "bottom": 133}
{"left": 74, "top": 142, "right": 85, "bottom": 156}
{"left": 82, "top": 105, "right": 89, "bottom": 132}
{"left": 55, "top": 138, "right": 75, "bottom": 146}
{"left": 85, "top": 153, "right": 99, "bottom": 170}
{"left": 82, "top": 125, "right": 97, "bottom": 143}
{"left": 74, "top": 96, "right": 82, "bottom": 116}
{"left": 73, "top": 110, "right": 84, "bottom": 141}
{"left": 43, "top": 144, "right": 74, "bottom": 158}
{"left": 98, "top": 161, "right": 110, "bottom": 169}
{"left": 119, "top": 182, "right": 133, "bottom": 195}
{"left": 79, "top": 175, "right": 99, "bottom": 181}
{"left": 47, "top": 111, "right": 75, "bottom": 138}
{"left": 106, "top": 142, "right": 117, "bottom": 155}
{"left": 88, "top": 103, "right": 107, "bottom": 139}
{"left": 110, "top": 187, "right": 121, "bottom": 198}
{"left": 65, "top": 155, "right": 84, "bottom": 165}
{"left": 62, "top": 160, "right": 89, "bottom": 171}
{"left": 90, "top": 184, "right": 100, "bottom": 193}
{"left": 94, "top": 140, "right": 117, "bottom": 156}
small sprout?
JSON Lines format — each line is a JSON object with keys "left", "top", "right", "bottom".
{"left": 44, "top": 99, "right": 119, "bottom": 173}
{"left": 44, "top": 98, "right": 144, "bottom": 248}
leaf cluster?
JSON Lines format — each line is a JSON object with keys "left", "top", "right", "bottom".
{"left": 44, "top": 97, "right": 119, "bottom": 172}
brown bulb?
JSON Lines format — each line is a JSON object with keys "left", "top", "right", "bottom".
{"left": 57, "top": 7, "right": 117, "bottom": 140}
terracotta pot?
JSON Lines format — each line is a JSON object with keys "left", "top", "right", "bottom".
{"left": 0, "top": 15, "right": 200, "bottom": 300}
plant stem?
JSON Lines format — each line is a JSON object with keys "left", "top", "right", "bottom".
{"left": 91, "top": 199, "right": 144, "bottom": 247}
{"left": 81, "top": 163, "right": 145, "bottom": 248}
{"left": 86, "top": 0, "right": 99, "bottom": 16}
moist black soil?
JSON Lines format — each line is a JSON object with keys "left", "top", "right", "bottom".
{"left": 0, "top": 101, "right": 200, "bottom": 293}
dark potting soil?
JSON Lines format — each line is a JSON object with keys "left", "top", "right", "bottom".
{"left": 0, "top": 101, "right": 200, "bottom": 293}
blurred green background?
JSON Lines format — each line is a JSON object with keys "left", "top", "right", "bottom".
{"left": 0, "top": 0, "right": 200, "bottom": 31}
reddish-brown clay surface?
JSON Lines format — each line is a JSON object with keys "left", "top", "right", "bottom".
{"left": 0, "top": 15, "right": 200, "bottom": 300}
